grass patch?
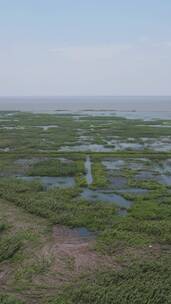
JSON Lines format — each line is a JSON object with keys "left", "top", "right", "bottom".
{"left": 91, "top": 161, "right": 108, "bottom": 189}
{"left": 0, "top": 236, "right": 22, "bottom": 263}
{"left": 49, "top": 256, "right": 171, "bottom": 304}
{"left": 0, "top": 178, "right": 116, "bottom": 231}
{"left": 28, "top": 159, "right": 85, "bottom": 177}
{"left": 0, "top": 295, "right": 24, "bottom": 304}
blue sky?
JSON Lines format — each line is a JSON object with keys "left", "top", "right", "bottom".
{"left": 0, "top": 1, "right": 171, "bottom": 95}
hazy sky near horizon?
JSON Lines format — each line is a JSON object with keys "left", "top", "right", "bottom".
{"left": 0, "top": 1, "right": 171, "bottom": 96}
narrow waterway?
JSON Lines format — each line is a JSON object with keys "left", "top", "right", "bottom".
{"left": 85, "top": 155, "right": 93, "bottom": 185}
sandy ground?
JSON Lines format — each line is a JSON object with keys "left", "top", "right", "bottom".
{"left": 50, "top": 225, "right": 114, "bottom": 273}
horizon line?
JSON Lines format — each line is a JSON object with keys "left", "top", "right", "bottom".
{"left": 0, "top": 95, "right": 171, "bottom": 98}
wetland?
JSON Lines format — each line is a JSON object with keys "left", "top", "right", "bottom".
{"left": 0, "top": 109, "right": 170, "bottom": 303}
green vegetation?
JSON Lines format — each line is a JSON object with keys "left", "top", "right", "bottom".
{"left": 0, "top": 236, "right": 22, "bottom": 262}
{"left": 0, "top": 221, "right": 22, "bottom": 263}
{"left": 91, "top": 161, "right": 108, "bottom": 188}
{"left": 50, "top": 256, "right": 171, "bottom": 304}
{"left": 0, "top": 223, "right": 6, "bottom": 233}
{"left": 28, "top": 159, "right": 85, "bottom": 177}
{"left": 0, "top": 111, "right": 171, "bottom": 303}
{"left": 0, "top": 295, "right": 24, "bottom": 304}
{"left": 96, "top": 215, "right": 171, "bottom": 253}
{"left": 0, "top": 179, "right": 116, "bottom": 230}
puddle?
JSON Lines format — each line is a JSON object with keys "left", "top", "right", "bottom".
{"left": 15, "top": 158, "right": 48, "bottom": 166}
{"left": 136, "top": 171, "right": 154, "bottom": 180}
{"left": 152, "top": 162, "right": 171, "bottom": 185}
{"left": 127, "top": 162, "right": 147, "bottom": 170}
{"left": 115, "top": 111, "right": 171, "bottom": 120}
{"left": 103, "top": 158, "right": 149, "bottom": 171}
{"left": 16, "top": 176, "right": 75, "bottom": 189}
{"left": 155, "top": 160, "right": 171, "bottom": 175}
{"left": 156, "top": 175, "right": 171, "bottom": 186}
{"left": 107, "top": 138, "right": 171, "bottom": 152}
{"left": 110, "top": 176, "right": 127, "bottom": 188}
{"left": 102, "top": 160, "right": 125, "bottom": 170}
{"left": 0, "top": 148, "right": 10, "bottom": 152}
{"left": 78, "top": 135, "right": 93, "bottom": 142}
{"left": 117, "top": 208, "right": 128, "bottom": 216}
{"left": 164, "top": 159, "right": 171, "bottom": 173}
{"left": 0, "top": 119, "right": 12, "bottom": 122}
{"left": 147, "top": 142, "right": 171, "bottom": 152}
{"left": 117, "top": 188, "right": 148, "bottom": 194}
{"left": 57, "top": 157, "right": 73, "bottom": 164}
{"left": 81, "top": 188, "right": 131, "bottom": 208}
{"left": 135, "top": 165, "right": 171, "bottom": 186}
{"left": 107, "top": 141, "right": 143, "bottom": 151}
{"left": 16, "top": 157, "right": 73, "bottom": 168}
{"left": 5, "top": 112, "right": 18, "bottom": 117}
{"left": 1, "top": 126, "right": 25, "bottom": 130}
{"left": 138, "top": 124, "right": 171, "bottom": 128}
{"left": 136, "top": 137, "right": 171, "bottom": 152}
{"left": 59, "top": 144, "right": 113, "bottom": 152}
{"left": 51, "top": 225, "right": 111, "bottom": 273}
{"left": 72, "top": 227, "right": 95, "bottom": 239}
{"left": 53, "top": 225, "right": 95, "bottom": 240}
{"left": 85, "top": 156, "right": 93, "bottom": 185}
{"left": 59, "top": 140, "right": 171, "bottom": 152}
{"left": 59, "top": 143, "right": 146, "bottom": 153}
{"left": 34, "top": 125, "right": 59, "bottom": 131}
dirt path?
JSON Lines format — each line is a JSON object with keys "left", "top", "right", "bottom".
{"left": 0, "top": 200, "right": 116, "bottom": 303}
{"left": 43, "top": 225, "right": 113, "bottom": 276}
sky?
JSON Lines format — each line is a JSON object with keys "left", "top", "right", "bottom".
{"left": 0, "top": 0, "right": 171, "bottom": 96}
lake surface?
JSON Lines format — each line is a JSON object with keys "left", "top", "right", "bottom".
{"left": 1, "top": 96, "right": 171, "bottom": 119}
